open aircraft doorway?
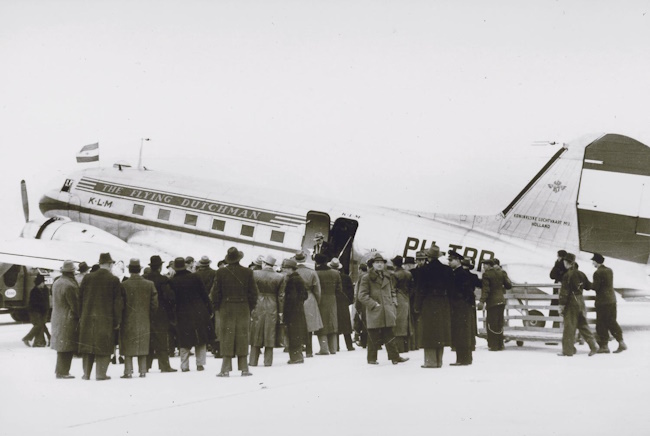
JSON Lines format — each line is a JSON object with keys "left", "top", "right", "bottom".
{"left": 302, "top": 211, "right": 331, "bottom": 258}
{"left": 329, "top": 218, "right": 358, "bottom": 274}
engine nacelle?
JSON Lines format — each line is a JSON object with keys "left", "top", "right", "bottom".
{"left": 21, "top": 216, "right": 130, "bottom": 251}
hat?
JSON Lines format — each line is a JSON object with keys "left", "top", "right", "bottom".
{"left": 225, "top": 247, "right": 244, "bottom": 264}
{"left": 167, "top": 260, "right": 174, "bottom": 269}
{"left": 426, "top": 245, "right": 441, "bottom": 259}
{"left": 99, "top": 252, "right": 114, "bottom": 264}
{"left": 558, "top": 250, "right": 567, "bottom": 258}
{"left": 263, "top": 255, "right": 277, "bottom": 267}
{"left": 294, "top": 251, "right": 307, "bottom": 263}
{"left": 149, "top": 255, "right": 163, "bottom": 268}
{"left": 128, "top": 258, "right": 141, "bottom": 269}
{"left": 591, "top": 253, "right": 605, "bottom": 264}
{"left": 173, "top": 257, "right": 186, "bottom": 271}
{"left": 253, "top": 255, "right": 265, "bottom": 266}
{"left": 367, "top": 253, "right": 387, "bottom": 265}
{"left": 34, "top": 273, "right": 45, "bottom": 286}
{"left": 328, "top": 258, "right": 342, "bottom": 269}
{"left": 61, "top": 260, "right": 76, "bottom": 273}
{"left": 77, "top": 261, "right": 89, "bottom": 273}
{"left": 314, "top": 253, "right": 328, "bottom": 265}
{"left": 564, "top": 252, "right": 576, "bottom": 263}
{"left": 282, "top": 259, "right": 298, "bottom": 269}
{"left": 199, "top": 255, "right": 211, "bottom": 265}
{"left": 415, "top": 250, "right": 427, "bottom": 260}
{"left": 460, "top": 258, "right": 474, "bottom": 269}
{"left": 90, "top": 264, "right": 100, "bottom": 273}
{"left": 185, "top": 256, "right": 195, "bottom": 264}
{"left": 391, "top": 255, "right": 403, "bottom": 267}
{"left": 447, "top": 250, "right": 464, "bottom": 261}
{"left": 483, "top": 259, "right": 495, "bottom": 266}
{"left": 493, "top": 258, "right": 501, "bottom": 266}
{"left": 404, "top": 256, "right": 415, "bottom": 265}
{"left": 313, "top": 232, "right": 324, "bottom": 241}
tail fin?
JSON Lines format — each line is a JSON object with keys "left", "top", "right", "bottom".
{"left": 498, "top": 134, "right": 650, "bottom": 264}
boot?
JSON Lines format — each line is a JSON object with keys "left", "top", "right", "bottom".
{"left": 613, "top": 341, "right": 627, "bottom": 353}
{"left": 597, "top": 345, "right": 610, "bottom": 354}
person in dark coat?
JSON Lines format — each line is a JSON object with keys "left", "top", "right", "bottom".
{"left": 414, "top": 246, "right": 452, "bottom": 368}
{"left": 478, "top": 259, "right": 511, "bottom": 351}
{"left": 78, "top": 252, "right": 124, "bottom": 381}
{"left": 330, "top": 258, "right": 355, "bottom": 351}
{"left": 250, "top": 255, "right": 284, "bottom": 367}
{"left": 295, "top": 251, "right": 322, "bottom": 357}
{"left": 311, "top": 232, "right": 332, "bottom": 261}
{"left": 408, "top": 250, "right": 428, "bottom": 351}
{"left": 558, "top": 253, "right": 599, "bottom": 356}
{"left": 211, "top": 247, "right": 258, "bottom": 377}
{"left": 144, "top": 255, "right": 177, "bottom": 372}
{"left": 358, "top": 253, "right": 409, "bottom": 365}
{"left": 314, "top": 253, "right": 340, "bottom": 355}
{"left": 50, "top": 261, "right": 79, "bottom": 378}
{"left": 591, "top": 253, "right": 626, "bottom": 353}
{"left": 22, "top": 273, "right": 50, "bottom": 348}
{"left": 448, "top": 251, "right": 476, "bottom": 365}
{"left": 119, "top": 259, "right": 158, "bottom": 378}
{"left": 353, "top": 263, "right": 369, "bottom": 348}
{"left": 169, "top": 257, "right": 212, "bottom": 372}
{"left": 281, "top": 259, "right": 308, "bottom": 364}
{"left": 461, "top": 259, "right": 480, "bottom": 348}
{"left": 195, "top": 256, "right": 219, "bottom": 357}
{"left": 390, "top": 255, "right": 413, "bottom": 353}
{"left": 549, "top": 249, "right": 567, "bottom": 329}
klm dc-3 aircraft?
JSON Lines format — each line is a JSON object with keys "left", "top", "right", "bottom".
{"left": 1, "top": 133, "right": 650, "bottom": 320}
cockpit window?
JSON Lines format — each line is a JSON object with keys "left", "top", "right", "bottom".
{"left": 61, "top": 179, "right": 74, "bottom": 193}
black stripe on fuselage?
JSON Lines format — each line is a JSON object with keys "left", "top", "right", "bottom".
{"left": 40, "top": 197, "right": 301, "bottom": 255}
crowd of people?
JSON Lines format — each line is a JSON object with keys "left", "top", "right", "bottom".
{"left": 23, "top": 241, "right": 627, "bottom": 381}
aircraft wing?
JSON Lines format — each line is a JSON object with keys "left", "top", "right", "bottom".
{"left": 0, "top": 238, "right": 138, "bottom": 270}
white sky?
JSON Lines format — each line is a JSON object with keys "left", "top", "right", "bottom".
{"left": 2, "top": 0, "right": 650, "bottom": 239}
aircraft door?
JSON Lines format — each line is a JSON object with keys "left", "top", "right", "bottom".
{"left": 329, "top": 218, "right": 359, "bottom": 274}
{"left": 302, "top": 211, "right": 331, "bottom": 258}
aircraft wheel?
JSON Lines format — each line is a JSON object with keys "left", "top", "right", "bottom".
{"left": 10, "top": 310, "right": 30, "bottom": 323}
{"left": 523, "top": 309, "right": 546, "bottom": 328}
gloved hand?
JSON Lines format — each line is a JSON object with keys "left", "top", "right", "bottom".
{"left": 477, "top": 302, "right": 485, "bottom": 311}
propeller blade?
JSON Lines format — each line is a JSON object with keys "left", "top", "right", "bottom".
{"left": 20, "top": 179, "right": 29, "bottom": 222}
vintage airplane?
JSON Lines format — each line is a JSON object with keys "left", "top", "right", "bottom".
{"left": 1, "top": 132, "right": 649, "bottom": 320}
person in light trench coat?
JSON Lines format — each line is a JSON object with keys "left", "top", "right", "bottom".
{"left": 294, "top": 251, "right": 323, "bottom": 358}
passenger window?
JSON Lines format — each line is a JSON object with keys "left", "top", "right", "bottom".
{"left": 184, "top": 214, "right": 198, "bottom": 226}
{"left": 270, "top": 230, "right": 285, "bottom": 243}
{"left": 132, "top": 204, "right": 145, "bottom": 216}
{"left": 158, "top": 209, "right": 171, "bottom": 221}
{"left": 241, "top": 225, "right": 254, "bottom": 237}
{"left": 212, "top": 219, "right": 225, "bottom": 231}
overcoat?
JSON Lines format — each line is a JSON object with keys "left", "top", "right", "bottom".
{"left": 170, "top": 269, "right": 212, "bottom": 349}
{"left": 296, "top": 264, "right": 323, "bottom": 332}
{"left": 120, "top": 275, "right": 158, "bottom": 356}
{"left": 143, "top": 270, "right": 176, "bottom": 339}
{"left": 251, "top": 267, "right": 284, "bottom": 347}
{"left": 335, "top": 271, "right": 354, "bottom": 335}
{"left": 195, "top": 266, "right": 218, "bottom": 341}
{"left": 282, "top": 271, "right": 308, "bottom": 347}
{"left": 78, "top": 268, "right": 124, "bottom": 355}
{"left": 50, "top": 274, "right": 80, "bottom": 353}
{"left": 414, "top": 258, "right": 452, "bottom": 348}
{"left": 358, "top": 269, "right": 397, "bottom": 329}
{"left": 212, "top": 263, "right": 258, "bottom": 357}
{"left": 315, "top": 265, "right": 341, "bottom": 334}
{"left": 391, "top": 267, "right": 413, "bottom": 337}
{"left": 449, "top": 266, "right": 476, "bottom": 352}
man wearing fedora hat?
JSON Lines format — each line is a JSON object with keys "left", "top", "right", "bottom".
{"left": 195, "top": 256, "right": 220, "bottom": 358}
{"left": 120, "top": 259, "right": 158, "bottom": 378}
{"left": 312, "top": 232, "right": 332, "bottom": 261}
{"left": 314, "top": 253, "right": 341, "bottom": 355}
{"left": 212, "top": 247, "right": 259, "bottom": 377}
{"left": 144, "top": 255, "right": 178, "bottom": 373}
{"left": 448, "top": 251, "right": 476, "bottom": 366}
{"left": 294, "top": 250, "right": 323, "bottom": 358}
{"left": 330, "top": 257, "right": 355, "bottom": 352}
{"left": 558, "top": 253, "right": 599, "bottom": 357}
{"left": 408, "top": 250, "right": 428, "bottom": 351}
{"left": 591, "top": 253, "right": 626, "bottom": 353}
{"left": 390, "top": 255, "right": 413, "bottom": 353}
{"left": 280, "top": 259, "right": 308, "bottom": 363}
{"left": 78, "top": 252, "right": 124, "bottom": 381}
{"left": 250, "top": 255, "right": 284, "bottom": 366}
{"left": 51, "top": 260, "right": 79, "bottom": 379}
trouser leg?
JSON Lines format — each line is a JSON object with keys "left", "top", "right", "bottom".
{"left": 383, "top": 328, "right": 400, "bottom": 361}
{"left": 327, "top": 334, "right": 337, "bottom": 354}
{"left": 550, "top": 288, "right": 560, "bottom": 329}
{"left": 220, "top": 357, "right": 232, "bottom": 373}
{"left": 195, "top": 344, "right": 207, "bottom": 367}
{"left": 562, "top": 305, "right": 578, "bottom": 355}
{"left": 305, "top": 332, "right": 313, "bottom": 356}
{"left": 595, "top": 306, "right": 609, "bottom": 347}
{"left": 367, "top": 329, "right": 380, "bottom": 362}
{"left": 605, "top": 305, "right": 624, "bottom": 342}
{"left": 423, "top": 348, "right": 437, "bottom": 367}
{"left": 577, "top": 313, "right": 598, "bottom": 351}
{"left": 249, "top": 346, "right": 260, "bottom": 366}
{"left": 157, "top": 352, "right": 173, "bottom": 370}
{"left": 344, "top": 334, "right": 354, "bottom": 350}
{"left": 124, "top": 356, "right": 134, "bottom": 375}
{"left": 82, "top": 354, "right": 95, "bottom": 378}
{"left": 263, "top": 347, "right": 273, "bottom": 366}
{"left": 96, "top": 355, "right": 110, "bottom": 379}
{"left": 435, "top": 347, "right": 444, "bottom": 367}
{"left": 237, "top": 355, "right": 249, "bottom": 372}
{"left": 317, "top": 334, "right": 330, "bottom": 354}
{"left": 137, "top": 356, "right": 147, "bottom": 375}
{"left": 55, "top": 351, "right": 73, "bottom": 376}
{"left": 179, "top": 347, "right": 191, "bottom": 371}
{"left": 487, "top": 305, "right": 505, "bottom": 349}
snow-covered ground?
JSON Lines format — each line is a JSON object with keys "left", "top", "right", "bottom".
{"left": 2, "top": 302, "right": 649, "bottom": 436}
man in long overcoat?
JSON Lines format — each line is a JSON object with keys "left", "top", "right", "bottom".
{"left": 144, "top": 255, "right": 177, "bottom": 372}
{"left": 314, "top": 253, "right": 340, "bottom": 355}
{"left": 408, "top": 250, "right": 428, "bottom": 351}
{"left": 120, "top": 259, "right": 158, "bottom": 378}
{"left": 295, "top": 251, "right": 322, "bottom": 358}
{"left": 390, "top": 255, "right": 413, "bottom": 353}
{"left": 414, "top": 246, "right": 452, "bottom": 368}
{"left": 78, "top": 252, "right": 124, "bottom": 381}
{"left": 212, "top": 247, "right": 258, "bottom": 377}
{"left": 195, "top": 256, "right": 219, "bottom": 357}
{"left": 51, "top": 260, "right": 79, "bottom": 379}
{"left": 330, "top": 257, "right": 355, "bottom": 351}
{"left": 358, "top": 253, "right": 408, "bottom": 365}
{"left": 281, "top": 259, "right": 308, "bottom": 364}
{"left": 169, "top": 257, "right": 212, "bottom": 372}
{"left": 478, "top": 259, "right": 512, "bottom": 351}
{"left": 448, "top": 251, "right": 476, "bottom": 366}
{"left": 250, "top": 255, "right": 284, "bottom": 366}
{"left": 591, "top": 253, "right": 626, "bottom": 353}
